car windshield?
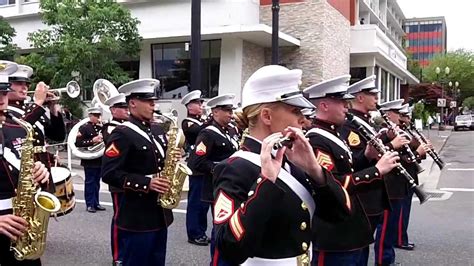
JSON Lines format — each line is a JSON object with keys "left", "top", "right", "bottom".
{"left": 455, "top": 115, "right": 472, "bottom": 122}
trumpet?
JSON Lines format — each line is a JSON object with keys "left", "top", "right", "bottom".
{"left": 27, "top": 80, "right": 81, "bottom": 100}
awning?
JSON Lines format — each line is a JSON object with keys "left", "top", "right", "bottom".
{"left": 141, "top": 24, "right": 301, "bottom": 47}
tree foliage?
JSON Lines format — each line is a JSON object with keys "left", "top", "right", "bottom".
{"left": 0, "top": 17, "right": 18, "bottom": 59}
{"left": 462, "top": 96, "right": 474, "bottom": 110}
{"left": 406, "top": 50, "right": 422, "bottom": 81}
{"left": 24, "top": 0, "right": 141, "bottom": 116}
{"left": 422, "top": 49, "right": 474, "bottom": 101}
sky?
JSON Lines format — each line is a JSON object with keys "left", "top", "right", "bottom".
{"left": 397, "top": 0, "right": 473, "bottom": 51}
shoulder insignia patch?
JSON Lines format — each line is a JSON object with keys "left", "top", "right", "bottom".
{"left": 187, "top": 121, "right": 194, "bottom": 128}
{"left": 105, "top": 142, "right": 120, "bottom": 158}
{"left": 348, "top": 131, "right": 361, "bottom": 146}
{"left": 107, "top": 125, "right": 116, "bottom": 134}
{"left": 316, "top": 150, "right": 334, "bottom": 171}
{"left": 214, "top": 191, "right": 234, "bottom": 224}
{"left": 195, "top": 141, "right": 207, "bottom": 156}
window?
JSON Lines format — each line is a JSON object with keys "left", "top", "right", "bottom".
{"left": 151, "top": 40, "right": 221, "bottom": 99}
{"left": 349, "top": 67, "right": 367, "bottom": 84}
{"left": 389, "top": 75, "right": 395, "bottom": 100}
{"left": 0, "top": 0, "right": 15, "bottom": 5}
{"left": 381, "top": 69, "right": 388, "bottom": 102}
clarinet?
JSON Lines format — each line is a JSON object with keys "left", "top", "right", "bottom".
{"left": 404, "top": 121, "right": 445, "bottom": 170}
{"left": 347, "top": 113, "right": 431, "bottom": 204}
{"left": 377, "top": 106, "right": 425, "bottom": 174}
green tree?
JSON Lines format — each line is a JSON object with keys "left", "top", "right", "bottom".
{"left": 406, "top": 50, "right": 422, "bottom": 81}
{"left": 423, "top": 49, "right": 474, "bottom": 101}
{"left": 25, "top": 0, "right": 141, "bottom": 116}
{"left": 462, "top": 96, "right": 474, "bottom": 110}
{"left": 0, "top": 16, "right": 18, "bottom": 59}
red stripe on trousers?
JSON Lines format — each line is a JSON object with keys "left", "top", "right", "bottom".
{"left": 213, "top": 248, "right": 219, "bottom": 266}
{"left": 318, "top": 250, "right": 325, "bottom": 266}
{"left": 112, "top": 193, "right": 120, "bottom": 261}
{"left": 378, "top": 210, "right": 389, "bottom": 265}
{"left": 398, "top": 207, "right": 404, "bottom": 246}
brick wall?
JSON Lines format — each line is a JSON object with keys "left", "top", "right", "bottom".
{"left": 241, "top": 41, "right": 266, "bottom": 86}
{"left": 260, "top": 0, "right": 350, "bottom": 87}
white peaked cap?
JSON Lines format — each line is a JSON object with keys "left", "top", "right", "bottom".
{"left": 241, "top": 65, "right": 314, "bottom": 109}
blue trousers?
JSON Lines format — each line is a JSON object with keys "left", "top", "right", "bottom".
{"left": 312, "top": 249, "right": 364, "bottom": 266}
{"left": 210, "top": 226, "right": 232, "bottom": 266}
{"left": 84, "top": 167, "right": 101, "bottom": 208}
{"left": 111, "top": 192, "right": 125, "bottom": 263}
{"left": 360, "top": 214, "right": 382, "bottom": 265}
{"left": 121, "top": 229, "right": 168, "bottom": 266}
{"left": 186, "top": 174, "right": 210, "bottom": 239}
{"left": 374, "top": 200, "right": 402, "bottom": 265}
{"left": 398, "top": 190, "right": 413, "bottom": 246}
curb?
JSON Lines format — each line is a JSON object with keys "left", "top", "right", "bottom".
{"left": 420, "top": 129, "right": 452, "bottom": 190}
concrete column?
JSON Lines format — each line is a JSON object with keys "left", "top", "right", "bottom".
{"left": 218, "top": 37, "right": 244, "bottom": 104}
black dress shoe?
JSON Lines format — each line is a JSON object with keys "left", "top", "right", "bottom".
{"left": 202, "top": 235, "right": 211, "bottom": 244}
{"left": 395, "top": 243, "right": 415, "bottom": 250}
{"left": 86, "top": 207, "right": 96, "bottom": 213}
{"left": 95, "top": 205, "right": 106, "bottom": 211}
{"left": 188, "top": 236, "right": 209, "bottom": 246}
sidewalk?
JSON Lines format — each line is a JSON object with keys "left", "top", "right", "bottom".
{"left": 417, "top": 127, "right": 453, "bottom": 190}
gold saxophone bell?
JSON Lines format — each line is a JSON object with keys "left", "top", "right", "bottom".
{"left": 9, "top": 115, "right": 60, "bottom": 260}
{"left": 156, "top": 110, "right": 193, "bottom": 209}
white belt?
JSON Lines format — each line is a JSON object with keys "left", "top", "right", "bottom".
{"left": 242, "top": 257, "right": 298, "bottom": 266}
{"left": 0, "top": 198, "right": 13, "bottom": 211}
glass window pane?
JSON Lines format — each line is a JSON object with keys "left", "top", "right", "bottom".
{"left": 152, "top": 40, "right": 221, "bottom": 99}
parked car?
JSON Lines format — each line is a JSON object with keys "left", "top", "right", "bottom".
{"left": 454, "top": 115, "right": 472, "bottom": 131}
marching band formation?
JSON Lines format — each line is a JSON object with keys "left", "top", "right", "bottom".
{"left": 0, "top": 60, "right": 442, "bottom": 266}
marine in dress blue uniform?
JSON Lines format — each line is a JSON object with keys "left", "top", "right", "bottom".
{"left": 6, "top": 64, "right": 66, "bottom": 194}
{"left": 339, "top": 75, "right": 392, "bottom": 265}
{"left": 303, "top": 75, "right": 400, "bottom": 265}
{"left": 0, "top": 61, "right": 48, "bottom": 266}
{"left": 101, "top": 79, "right": 173, "bottom": 266}
{"left": 395, "top": 105, "right": 424, "bottom": 251}
{"left": 102, "top": 93, "right": 129, "bottom": 265}
{"left": 187, "top": 93, "right": 240, "bottom": 262}
{"left": 375, "top": 102, "right": 428, "bottom": 265}
{"left": 75, "top": 107, "right": 105, "bottom": 213}
{"left": 181, "top": 90, "right": 211, "bottom": 246}
{"left": 373, "top": 99, "right": 425, "bottom": 266}
{"left": 212, "top": 65, "right": 351, "bottom": 266}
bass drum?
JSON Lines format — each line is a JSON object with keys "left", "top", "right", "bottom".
{"left": 51, "top": 167, "right": 76, "bottom": 217}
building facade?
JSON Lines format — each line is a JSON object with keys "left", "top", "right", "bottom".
{"left": 1, "top": 0, "right": 351, "bottom": 116}
{"left": 1, "top": 0, "right": 416, "bottom": 115}
{"left": 349, "top": 0, "right": 419, "bottom": 103}
{"left": 404, "top": 16, "right": 447, "bottom": 67}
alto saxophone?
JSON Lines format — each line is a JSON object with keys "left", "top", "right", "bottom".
{"left": 157, "top": 112, "right": 193, "bottom": 209}
{"left": 9, "top": 115, "right": 60, "bottom": 260}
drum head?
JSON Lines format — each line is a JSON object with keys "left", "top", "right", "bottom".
{"left": 51, "top": 167, "right": 71, "bottom": 183}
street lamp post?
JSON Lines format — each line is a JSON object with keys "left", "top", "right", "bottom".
{"left": 435, "top": 66, "right": 450, "bottom": 130}
{"left": 271, "top": 0, "right": 280, "bottom": 65}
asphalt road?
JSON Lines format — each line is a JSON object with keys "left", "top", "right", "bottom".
{"left": 42, "top": 130, "right": 474, "bottom": 266}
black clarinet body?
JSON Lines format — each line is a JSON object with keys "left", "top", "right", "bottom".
{"left": 377, "top": 107, "right": 425, "bottom": 174}
{"left": 406, "top": 121, "right": 445, "bottom": 170}
{"left": 347, "top": 113, "right": 431, "bottom": 204}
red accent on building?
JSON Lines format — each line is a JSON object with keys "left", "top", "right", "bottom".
{"left": 260, "top": 0, "right": 351, "bottom": 22}
{"left": 260, "top": 0, "right": 304, "bottom": 5}
{"left": 407, "top": 45, "right": 442, "bottom": 53}
{"left": 327, "top": 0, "right": 351, "bottom": 21}
{"left": 407, "top": 31, "right": 442, "bottom": 39}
